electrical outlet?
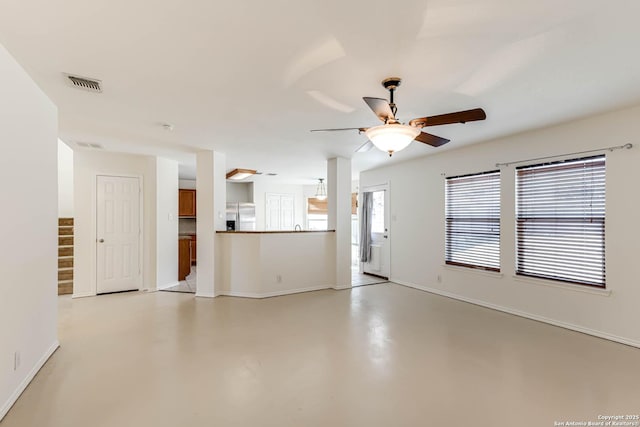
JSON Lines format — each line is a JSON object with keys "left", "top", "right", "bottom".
{"left": 276, "top": 275, "right": 282, "bottom": 283}
{"left": 14, "top": 351, "right": 20, "bottom": 371}
{"left": 437, "top": 274, "right": 442, "bottom": 283}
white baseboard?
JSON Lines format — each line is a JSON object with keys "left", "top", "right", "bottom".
{"left": 195, "top": 292, "right": 215, "bottom": 298}
{"left": 0, "top": 340, "right": 59, "bottom": 421}
{"left": 333, "top": 285, "right": 353, "bottom": 290}
{"left": 391, "top": 279, "right": 640, "bottom": 349}
{"left": 71, "top": 292, "right": 95, "bottom": 299}
{"left": 220, "top": 285, "right": 331, "bottom": 299}
{"left": 156, "top": 281, "right": 180, "bottom": 291}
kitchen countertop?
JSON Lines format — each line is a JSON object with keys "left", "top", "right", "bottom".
{"left": 216, "top": 230, "right": 335, "bottom": 234}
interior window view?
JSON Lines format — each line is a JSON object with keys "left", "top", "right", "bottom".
{"left": 2, "top": 2, "right": 640, "bottom": 426}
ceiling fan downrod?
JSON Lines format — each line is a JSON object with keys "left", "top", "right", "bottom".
{"left": 382, "top": 77, "right": 402, "bottom": 122}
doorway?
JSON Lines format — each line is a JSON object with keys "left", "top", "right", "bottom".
{"left": 96, "top": 175, "right": 141, "bottom": 294}
{"left": 360, "top": 185, "right": 390, "bottom": 281}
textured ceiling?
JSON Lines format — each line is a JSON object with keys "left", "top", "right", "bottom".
{"left": 1, "top": 0, "right": 639, "bottom": 182}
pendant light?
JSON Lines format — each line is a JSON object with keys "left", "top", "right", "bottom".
{"left": 315, "top": 178, "right": 327, "bottom": 200}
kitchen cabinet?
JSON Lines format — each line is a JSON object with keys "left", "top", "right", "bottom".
{"left": 178, "top": 238, "right": 191, "bottom": 281}
{"left": 179, "top": 189, "right": 196, "bottom": 217}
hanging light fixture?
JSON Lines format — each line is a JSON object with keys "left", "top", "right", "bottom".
{"left": 364, "top": 124, "right": 421, "bottom": 157}
{"left": 315, "top": 178, "right": 327, "bottom": 200}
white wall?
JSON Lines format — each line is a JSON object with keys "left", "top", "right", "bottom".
{"left": 156, "top": 158, "right": 179, "bottom": 289}
{"left": 226, "top": 182, "right": 252, "bottom": 202}
{"left": 252, "top": 180, "right": 305, "bottom": 230}
{"left": 327, "top": 157, "right": 352, "bottom": 288}
{"left": 196, "top": 150, "right": 226, "bottom": 297}
{"left": 360, "top": 103, "right": 640, "bottom": 347}
{"left": 216, "top": 232, "right": 336, "bottom": 297}
{"left": 57, "top": 140, "right": 74, "bottom": 217}
{"left": 179, "top": 179, "right": 196, "bottom": 190}
{"left": 73, "top": 151, "right": 157, "bottom": 296}
{"left": 0, "top": 43, "right": 59, "bottom": 420}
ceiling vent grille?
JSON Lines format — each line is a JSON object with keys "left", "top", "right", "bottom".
{"left": 65, "top": 74, "right": 102, "bottom": 93}
{"left": 76, "top": 142, "right": 104, "bottom": 149}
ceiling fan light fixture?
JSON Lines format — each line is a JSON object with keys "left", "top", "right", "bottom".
{"left": 364, "top": 124, "right": 421, "bottom": 156}
{"left": 226, "top": 168, "right": 257, "bottom": 181}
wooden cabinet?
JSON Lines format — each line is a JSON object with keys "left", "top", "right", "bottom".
{"left": 190, "top": 235, "right": 196, "bottom": 265}
{"left": 179, "top": 189, "right": 196, "bottom": 217}
{"left": 178, "top": 239, "right": 191, "bottom": 281}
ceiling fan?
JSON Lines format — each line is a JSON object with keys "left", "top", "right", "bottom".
{"left": 311, "top": 77, "right": 486, "bottom": 156}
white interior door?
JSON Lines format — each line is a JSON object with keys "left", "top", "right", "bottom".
{"left": 363, "top": 188, "right": 390, "bottom": 279}
{"left": 96, "top": 175, "right": 141, "bottom": 294}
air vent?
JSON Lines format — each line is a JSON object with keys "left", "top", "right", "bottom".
{"left": 76, "top": 142, "right": 103, "bottom": 149}
{"left": 65, "top": 74, "right": 102, "bottom": 93}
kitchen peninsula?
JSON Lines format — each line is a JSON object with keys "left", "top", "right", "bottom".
{"left": 215, "top": 230, "right": 336, "bottom": 298}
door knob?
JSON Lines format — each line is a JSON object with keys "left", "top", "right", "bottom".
{"left": 98, "top": 239, "right": 104, "bottom": 243}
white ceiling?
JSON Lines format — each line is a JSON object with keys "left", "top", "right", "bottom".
{"left": 1, "top": 0, "right": 640, "bottom": 183}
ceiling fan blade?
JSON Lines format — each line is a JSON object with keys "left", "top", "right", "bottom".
{"left": 363, "top": 97, "right": 394, "bottom": 122}
{"left": 409, "top": 108, "right": 486, "bottom": 128}
{"left": 310, "top": 127, "right": 368, "bottom": 132}
{"left": 414, "top": 131, "right": 450, "bottom": 147}
{"left": 355, "top": 140, "right": 374, "bottom": 153}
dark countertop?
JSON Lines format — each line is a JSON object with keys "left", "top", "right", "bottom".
{"left": 216, "top": 230, "right": 335, "bottom": 234}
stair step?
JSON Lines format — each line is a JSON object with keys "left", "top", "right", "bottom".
{"left": 58, "top": 236, "right": 73, "bottom": 246}
{"left": 58, "top": 227, "right": 74, "bottom": 236}
{"left": 58, "top": 282, "right": 73, "bottom": 295}
{"left": 58, "top": 258, "right": 74, "bottom": 269}
{"left": 59, "top": 247, "right": 74, "bottom": 257}
{"left": 58, "top": 269, "right": 73, "bottom": 281}
{"left": 59, "top": 218, "right": 74, "bottom": 226}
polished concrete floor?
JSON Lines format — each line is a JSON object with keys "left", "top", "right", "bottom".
{"left": 2, "top": 284, "right": 640, "bottom": 427}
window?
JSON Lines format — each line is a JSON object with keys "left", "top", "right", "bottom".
{"left": 516, "top": 155, "right": 606, "bottom": 287}
{"left": 307, "top": 197, "right": 327, "bottom": 230}
{"left": 445, "top": 171, "right": 500, "bottom": 271}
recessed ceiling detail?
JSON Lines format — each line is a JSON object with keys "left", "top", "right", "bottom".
{"left": 64, "top": 74, "right": 102, "bottom": 93}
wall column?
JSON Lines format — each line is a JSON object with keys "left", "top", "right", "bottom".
{"left": 196, "top": 150, "right": 226, "bottom": 297}
{"left": 327, "top": 157, "right": 351, "bottom": 289}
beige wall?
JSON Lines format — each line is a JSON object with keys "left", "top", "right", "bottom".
{"left": 57, "top": 140, "right": 74, "bottom": 217}
{"left": 0, "top": 43, "right": 58, "bottom": 420}
{"left": 361, "top": 103, "right": 640, "bottom": 347}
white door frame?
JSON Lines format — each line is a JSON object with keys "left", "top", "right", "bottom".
{"left": 360, "top": 182, "right": 390, "bottom": 279}
{"left": 92, "top": 173, "right": 143, "bottom": 295}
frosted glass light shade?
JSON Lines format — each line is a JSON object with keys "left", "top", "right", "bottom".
{"left": 365, "top": 124, "right": 420, "bottom": 156}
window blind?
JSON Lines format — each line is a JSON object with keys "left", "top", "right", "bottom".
{"left": 445, "top": 171, "right": 500, "bottom": 271}
{"left": 516, "top": 155, "right": 606, "bottom": 287}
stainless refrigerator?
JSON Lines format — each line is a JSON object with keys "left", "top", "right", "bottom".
{"left": 226, "top": 202, "right": 256, "bottom": 231}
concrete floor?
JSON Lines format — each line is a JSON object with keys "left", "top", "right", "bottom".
{"left": 2, "top": 284, "right": 639, "bottom": 427}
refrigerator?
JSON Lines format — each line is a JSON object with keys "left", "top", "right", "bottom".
{"left": 226, "top": 202, "right": 256, "bottom": 231}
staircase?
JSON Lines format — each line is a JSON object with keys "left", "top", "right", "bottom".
{"left": 58, "top": 218, "right": 74, "bottom": 295}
